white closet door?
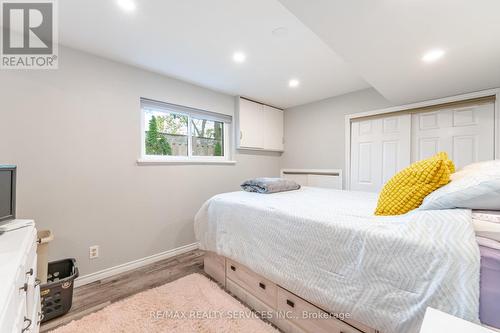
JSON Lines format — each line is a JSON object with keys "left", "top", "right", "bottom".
{"left": 239, "top": 98, "right": 264, "bottom": 149}
{"left": 262, "top": 105, "right": 284, "bottom": 151}
{"left": 411, "top": 103, "right": 495, "bottom": 169}
{"left": 350, "top": 114, "right": 411, "bottom": 192}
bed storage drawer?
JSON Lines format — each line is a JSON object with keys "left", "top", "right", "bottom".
{"left": 204, "top": 252, "right": 226, "bottom": 287}
{"left": 277, "top": 287, "right": 363, "bottom": 333}
{"left": 226, "top": 259, "right": 277, "bottom": 308}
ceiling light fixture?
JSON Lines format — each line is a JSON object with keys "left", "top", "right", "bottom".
{"left": 232, "top": 52, "right": 246, "bottom": 63}
{"left": 422, "top": 49, "right": 445, "bottom": 63}
{"left": 288, "top": 79, "right": 300, "bottom": 88}
{"left": 117, "top": 0, "right": 136, "bottom": 12}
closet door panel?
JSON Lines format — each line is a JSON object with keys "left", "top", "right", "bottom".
{"left": 416, "top": 137, "right": 441, "bottom": 160}
{"left": 411, "top": 103, "right": 494, "bottom": 169}
{"left": 418, "top": 112, "right": 440, "bottom": 130}
{"left": 351, "top": 119, "right": 378, "bottom": 191}
{"left": 350, "top": 114, "right": 411, "bottom": 192}
{"left": 457, "top": 103, "right": 495, "bottom": 168}
{"left": 413, "top": 111, "right": 448, "bottom": 160}
{"left": 382, "top": 141, "right": 399, "bottom": 184}
{"left": 350, "top": 101, "right": 495, "bottom": 192}
{"left": 382, "top": 114, "right": 411, "bottom": 183}
{"left": 350, "top": 120, "right": 379, "bottom": 192}
{"left": 453, "top": 135, "right": 477, "bottom": 168}
{"left": 358, "top": 141, "right": 375, "bottom": 184}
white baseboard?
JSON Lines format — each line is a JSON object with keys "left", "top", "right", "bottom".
{"left": 75, "top": 242, "right": 200, "bottom": 287}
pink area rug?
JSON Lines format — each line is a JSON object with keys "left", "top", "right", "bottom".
{"left": 51, "top": 273, "right": 279, "bottom": 333}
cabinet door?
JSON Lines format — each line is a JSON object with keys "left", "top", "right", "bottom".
{"left": 411, "top": 103, "right": 495, "bottom": 169}
{"left": 262, "top": 105, "right": 284, "bottom": 151}
{"left": 238, "top": 98, "right": 264, "bottom": 149}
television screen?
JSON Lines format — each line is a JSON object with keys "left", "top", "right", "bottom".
{"left": 0, "top": 166, "right": 15, "bottom": 223}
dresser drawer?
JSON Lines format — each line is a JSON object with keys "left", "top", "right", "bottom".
{"left": 226, "top": 260, "right": 277, "bottom": 308}
{"left": 0, "top": 280, "right": 20, "bottom": 333}
{"left": 12, "top": 289, "right": 28, "bottom": 333}
{"left": 0, "top": 255, "right": 32, "bottom": 333}
{"left": 277, "top": 287, "right": 363, "bottom": 333}
{"left": 23, "top": 239, "right": 37, "bottom": 279}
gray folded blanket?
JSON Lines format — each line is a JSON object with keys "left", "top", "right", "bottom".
{"left": 241, "top": 177, "right": 301, "bottom": 194}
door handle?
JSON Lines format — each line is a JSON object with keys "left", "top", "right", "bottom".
{"left": 37, "top": 311, "right": 44, "bottom": 325}
{"left": 22, "top": 317, "right": 32, "bottom": 332}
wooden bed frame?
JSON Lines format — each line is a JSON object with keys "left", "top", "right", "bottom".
{"left": 204, "top": 251, "right": 380, "bottom": 333}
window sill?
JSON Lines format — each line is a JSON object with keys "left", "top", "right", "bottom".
{"left": 137, "top": 159, "right": 237, "bottom": 166}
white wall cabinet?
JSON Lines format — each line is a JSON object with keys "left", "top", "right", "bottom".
{"left": 239, "top": 98, "right": 264, "bottom": 149}
{"left": 237, "top": 97, "right": 284, "bottom": 151}
{"left": 262, "top": 105, "right": 284, "bottom": 151}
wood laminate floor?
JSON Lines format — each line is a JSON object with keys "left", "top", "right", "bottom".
{"left": 40, "top": 249, "right": 205, "bottom": 332}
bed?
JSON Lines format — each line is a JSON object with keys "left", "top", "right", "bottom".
{"left": 194, "top": 187, "right": 481, "bottom": 333}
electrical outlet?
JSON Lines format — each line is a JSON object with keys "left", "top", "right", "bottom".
{"left": 89, "top": 245, "right": 99, "bottom": 259}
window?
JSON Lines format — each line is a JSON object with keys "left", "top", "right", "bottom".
{"left": 140, "top": 98, "right": 232, "bottom": 163}
{"left": 191, "top": 118, "right": 225, "bottom": 157}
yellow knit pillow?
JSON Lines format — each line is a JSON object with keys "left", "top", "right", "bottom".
{"left": 375, "top": 152, "right": 455, "bottom": 216}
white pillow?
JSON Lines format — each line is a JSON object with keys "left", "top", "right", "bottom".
{"left": 420, "top": 160, "right": 500, "bottom": 210}
{"left": 450, "top": 160, "right": 499, "bottom": 181}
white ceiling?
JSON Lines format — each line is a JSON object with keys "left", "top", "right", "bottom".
{"left": 59, "top": 0, "right": 369, "bottom": 108}
{"left": 279, "top": 0, "right": 500, "bottom": 104}
{"left": 60, "top": 0, "right": 500, "bottom": 108}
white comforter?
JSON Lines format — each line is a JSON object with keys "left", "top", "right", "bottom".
{"left": 194, "top": 187, "right": 480, "bottom": 333}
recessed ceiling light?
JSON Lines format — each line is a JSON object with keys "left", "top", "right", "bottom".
{"left": 117, "top": 0, "right": 136, "bottom": 12}
{"left": 288, "top": 79, "right": 300, "bottom": 88}
{"left": 422, "top": 49, "right": 445, "bottom": 63}
{"left": 232, "top": 52, "right": 246, "bottom": 63}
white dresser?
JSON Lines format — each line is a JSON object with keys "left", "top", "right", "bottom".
{"left": 0, "top": 221, "right": 41, "bottom": 333}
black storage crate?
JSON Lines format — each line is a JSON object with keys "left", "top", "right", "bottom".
{"left": 40, "top": 258, "right": 79, "bottom": 323}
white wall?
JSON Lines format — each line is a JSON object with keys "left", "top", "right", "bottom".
{"left": 0, "top": 47, "right": 281, "bottom": 276}
{"left": 281, "top": 89, "right": 393, "bottom": 187}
